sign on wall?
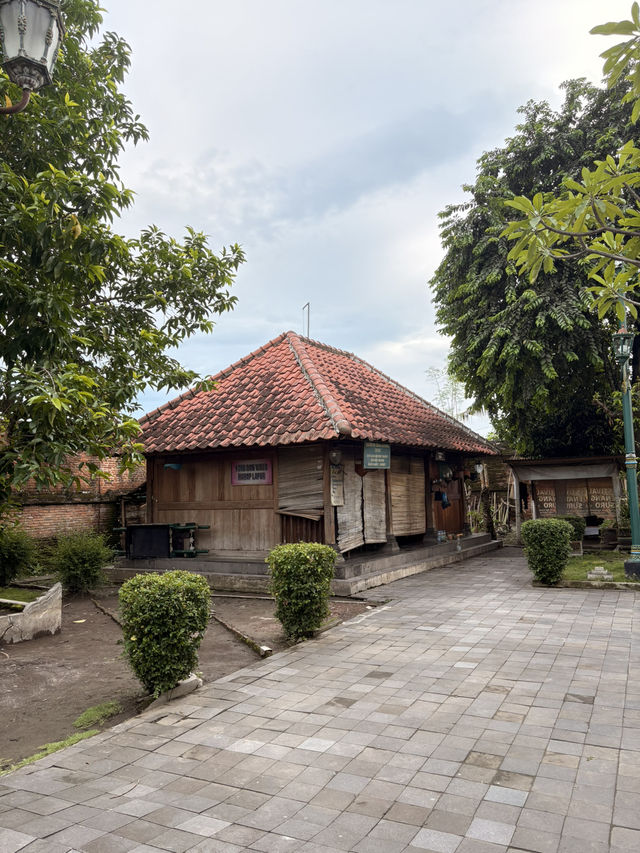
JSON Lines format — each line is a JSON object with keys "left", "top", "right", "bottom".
{"left": 231, "top": 459, "right": 273, "bottom": 485}
{"left": 535, "top": 478, "right": 614, "bottom": 518}
{"left": 363, "top": 442, "right": 390, "bottom": 469}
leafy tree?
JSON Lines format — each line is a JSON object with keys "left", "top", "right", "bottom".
{"left": 0, "top": 0, "right": 244, "bottom": 515}
{"left": 425, "top": 366, "right": 470, "bottom": 420}
{"left": 431, "top": 77, "right": 633, "bottom": 456}
{"left": 504, "top": 4, "right": 640, "bottom": 323}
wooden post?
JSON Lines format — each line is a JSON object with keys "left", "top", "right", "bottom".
{"left": 146, "top": 456, "right": 155, "bottom": 523}
{"left": 513, "top": 470, "right": 521, "bottom": 541}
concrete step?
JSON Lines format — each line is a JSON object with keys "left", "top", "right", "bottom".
{"left": 110, "top": 536, "right": 501, "bottom": 595}
{"left": 332, "top": 538, "right": 502, "bottom": 596}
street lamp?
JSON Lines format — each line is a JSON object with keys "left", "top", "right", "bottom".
{"left": 0, "top": 0, "right": 64, "bottom": 115}
{"left": 612, "top": 326, "right": 640, "bottom": 577}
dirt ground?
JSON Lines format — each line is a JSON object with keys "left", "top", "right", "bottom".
{"left": 0, "top": 587, "right": 371, "bottom": 769}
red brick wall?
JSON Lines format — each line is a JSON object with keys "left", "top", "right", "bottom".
{"left": 16, "top": 502, "right": 119, "bottom": 540}
{"left": 12, "top": 454, "right": 146, "bottom": 542}
{"left": 18, "top": 454, "right": 146, "bottom": 501}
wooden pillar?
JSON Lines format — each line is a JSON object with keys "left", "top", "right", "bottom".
{"left": 513, "top": 469, "right": 522, "bottom": 542}
{"left": 146, "top": 456, "right": 155, "bottom": 523}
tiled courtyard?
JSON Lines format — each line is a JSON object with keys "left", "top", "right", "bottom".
{"left": 1, "top": 547, "right": 639, "bottom": 853}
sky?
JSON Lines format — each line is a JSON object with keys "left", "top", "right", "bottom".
{"left": 99, "top": 0, "right": 633, "bottom": 435}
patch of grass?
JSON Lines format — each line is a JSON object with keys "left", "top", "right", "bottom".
{"left": 73, "top": 701, "right": 122, "bottom": 730}
{"left": 564, "top": 551, "right": 640, "bottom": 583}
{"left": 0, "top": 730, "right": 99, "bottom": 775}
{"left": 0, "top": 586, "right": 41, "bottom": 602}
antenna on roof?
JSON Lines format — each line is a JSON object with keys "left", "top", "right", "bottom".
{"left": 302, "top": 302, "right": 310, "bottom": 338}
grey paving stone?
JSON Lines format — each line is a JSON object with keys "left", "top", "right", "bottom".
{"left": 466, "top": 818, "right": 515, "bottom": 846}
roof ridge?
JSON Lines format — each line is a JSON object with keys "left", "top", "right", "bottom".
{"left": 287, "top": 331, "right": 352, "bottom": 436}
{"left": 299, "top": 334, "right": 494, "bottom": 450}
{"left": 138, "top": 332, "right": 289, "bottom": 426}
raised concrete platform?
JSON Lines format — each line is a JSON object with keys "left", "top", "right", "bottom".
{"left": 0, "top": 582, "right": 62, "bottom": 645}
{"left": 109, "top": 534, "right": 502, "bottom": 595}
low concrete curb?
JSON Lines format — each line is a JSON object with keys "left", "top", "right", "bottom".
{"left": 146, "top": 673, "right": 203, "bottom": 710}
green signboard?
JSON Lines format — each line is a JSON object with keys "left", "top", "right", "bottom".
{"left": 363, "top": 442, "right": 390, "bottom": 469}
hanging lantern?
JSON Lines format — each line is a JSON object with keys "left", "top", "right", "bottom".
{"left": 0, "top": 0, "right": 64, "bottom": 113}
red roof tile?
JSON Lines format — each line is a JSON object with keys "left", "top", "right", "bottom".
{"left": 140, "top": 332, "right": 497, "bottom": 455}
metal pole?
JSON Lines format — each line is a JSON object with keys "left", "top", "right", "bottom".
{"left": 621, "top": 355, "right": 640, "bottom": 576}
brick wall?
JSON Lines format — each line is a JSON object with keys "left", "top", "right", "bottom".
{"left": 13, "top": 454, "right": 146, "bottom": 542}
{"left": 16, "top": 502, "right": 119, "bottom": 541}
{"left": 17, "top": 454, "right": 146, "bottom": 502}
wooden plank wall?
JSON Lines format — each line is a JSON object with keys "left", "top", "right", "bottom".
{"left": 150, "top": 453, "right": 279, "bottom": 552}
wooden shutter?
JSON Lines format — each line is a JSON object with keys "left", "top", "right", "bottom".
{"left": 363, "top": 468, "right": 387, "bottom": 543}
{"left": 391, "top": 454, "right": 425, "bottom": 535}
{"left": 278, "top": 445, "right": 323, "bottom": 520}
{"left": 336, "top": 453, "right": 364, "bottom": 552}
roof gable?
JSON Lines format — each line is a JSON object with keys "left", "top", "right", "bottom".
{"left": 140, "top": 331, "right": 496, "bottom": 456}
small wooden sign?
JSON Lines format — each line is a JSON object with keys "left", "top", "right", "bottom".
{"left": 231, "top": 459, "right": 272, "bottom": 485}
{"left": 363, "top": 442, "right": 390, "bottom": 469}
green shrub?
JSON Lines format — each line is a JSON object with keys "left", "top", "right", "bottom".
{"left": 555, "top": 515, "right": 586, "bottom": 541}
{"left": 0, "top": 526, "right": 35, "bottom": 586}
{"left": 51, "top": 532, "right": 113, "bottom": 593}
{"left": 119, "top": 570, "right": 211, "bottom": 696}
{"left": 267, "top": 542, "right": 336, "bottom": 640}
{"left": 521, "top": 518, "right": 573, "bottom": 586}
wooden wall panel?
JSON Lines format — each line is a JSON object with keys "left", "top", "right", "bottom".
{"left": 152, "top": 452, "right": 278, "bottom": 552}
{"left": 363, "top": 469, "right": 387, "bottom": 543}
{"left": 278, "top": 446, "right": 324, "bottom": 518}
{"left": 336, "top": 452, "right": 364, "bottom": 552}
{"left": 390, "top": 454, "right": 426, "bottom": 536}
{"left": 155, "top": 507, "right": 278, "bottom": 551}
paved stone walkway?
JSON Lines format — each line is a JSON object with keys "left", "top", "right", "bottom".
{"left": 1, "top": 547, "right": 639, "bottom": 853}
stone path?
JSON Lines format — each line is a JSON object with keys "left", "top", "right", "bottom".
{"left": 1, "top": 547, "right": 639, "bottom": 852}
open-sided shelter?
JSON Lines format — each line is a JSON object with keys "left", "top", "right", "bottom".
{"left": 139, "top": 332, "right": 497, "bottom": 564}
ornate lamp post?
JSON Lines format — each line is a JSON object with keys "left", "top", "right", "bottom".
{"left": 0, "top": 0, "right": 64, "bottom": 115}
{"left": 612, "top": 327, "right": 640, "bottom": 577}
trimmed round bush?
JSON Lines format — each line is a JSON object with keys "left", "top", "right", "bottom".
{"left": 521, "top": 518, "right": 573, "bottom": 586}
{"left": 267, "top": 542, "right": 336, "bottom": 641}
{"left": 0, "top": 525, "right": 35, "bottom": 586}
{"left": 51, "top": 531, "right": 113, "bottom": 593}
{"left": 119, "top": 570, "right": 211, "bottom": 696}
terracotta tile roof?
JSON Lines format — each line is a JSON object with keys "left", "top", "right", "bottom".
{"left": 140, "top": 332, "right": 497, "bottom": 456}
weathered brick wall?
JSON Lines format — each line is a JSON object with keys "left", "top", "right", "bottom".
{"left": 15, "top": 502, "right": 119, "bottom": 541}
{"left": 12, "top": 454, "right": 146, "bottom": 541}
{"left": 17, "top": 454, "right": 146, "bottom": 502}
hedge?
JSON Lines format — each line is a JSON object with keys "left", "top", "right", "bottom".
{"left": 51, "top": 531, "right": 113, "bottom": 593}
{"left": 267, "top": 542, "right": 336, "bottom": 640}
{"left": 521, "top": 518, "right": 572, "bottom": 586}
{"left": 119, "top": 571, "right": 211, "bottom": 696}
{"left": 0, "top": 525, "right": 35, "bottom": 586}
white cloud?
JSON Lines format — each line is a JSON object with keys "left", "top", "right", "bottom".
{"left": 102, "top": 0, "right": 632, "bottom": 439}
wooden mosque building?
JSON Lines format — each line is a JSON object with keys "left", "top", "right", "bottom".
{"left": 132, "top": 332, "right": 497, "bottom": 584}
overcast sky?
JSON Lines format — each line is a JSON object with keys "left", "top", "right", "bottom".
{"left": 100, "top": 0, "right": 632, "bottom": 435}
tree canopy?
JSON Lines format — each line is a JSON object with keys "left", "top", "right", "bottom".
{"left": 431, "top": 77, "right": 634, "bottom": 457}
{"left": 0, "top": 0, "right": 244, "bottom": 513}
{"left": 504, "top": 5, "right": 640, "bottom": 324}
